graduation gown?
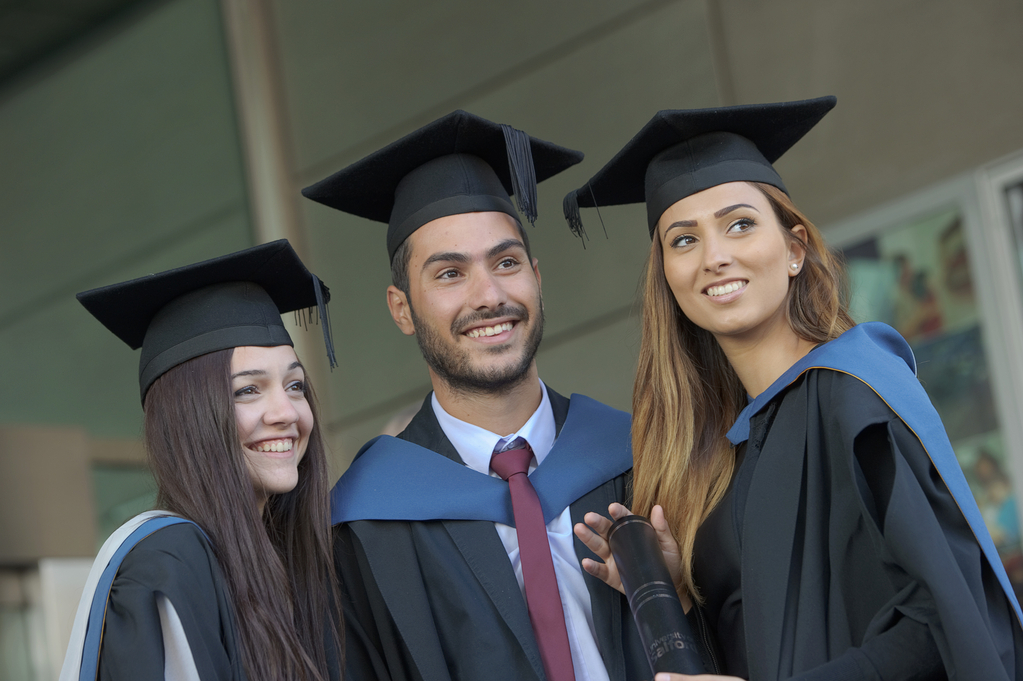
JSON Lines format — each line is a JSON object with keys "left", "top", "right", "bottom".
{"left": 695, "top": 322, "right": 1023, "bottom": 681}
{"left": 97, "top": 522, "right": 247, "bottom": 680}
{"left": 60, "top": 512, "right": 247, "bottom": 681}
{"left": 332, "top": 387, "right": 649, "bottom": 681}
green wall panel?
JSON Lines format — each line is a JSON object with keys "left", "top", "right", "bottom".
{"left": 0, "top": 0, "right": 252, "bottom": 437}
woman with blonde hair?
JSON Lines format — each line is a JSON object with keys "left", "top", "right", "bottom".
{"left": 62, "top": 240, "right": 344, "bottom": 681}
{"left": 566, "top": 97, "right": 1022, "bottom": 680}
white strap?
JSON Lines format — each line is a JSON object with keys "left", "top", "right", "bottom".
{"left": 157, "top": 594, "right": 202, "bottom": 680}
{"left": 59, "top": 511, "right": 174, "bottom": 681}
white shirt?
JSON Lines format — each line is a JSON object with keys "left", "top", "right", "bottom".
{"left": 431, "top": 380, "right": 610, "bottom": 681}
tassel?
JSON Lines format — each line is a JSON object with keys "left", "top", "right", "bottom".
{"left": 312, "top": 274, "right": 338, "bottom": 370}
{"left": 588, "top": 184, "right": 608, "bottom": 240}
{"left": 563, "top": 189, "right": 588, "bottom": 243}
{"left": 501, "top": 124, "right": 538, "bottom": 226}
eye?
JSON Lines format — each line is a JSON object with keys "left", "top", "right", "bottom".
{"left": 287, "top": 380, "right": 306, "bottom": 393}
{"left": 437, "top": 268, "right": 461, "bottom": 280}
{"left": 726, "top": 217, "right": 755, "bottom": 234}
{"left": 234, "top": 385, "right": 257, "bottom": 398}
{"left": 670, "top": 234, "right": 698, "bottom": 249}
{"left": 497, "top": 257, "right": 519, "bottom": 269}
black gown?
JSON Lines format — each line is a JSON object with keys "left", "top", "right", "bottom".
{"left": 693, "top": 369, "right": 1022, "bottom": 681}
{"left": 335, "top": 387, "right": 649, "bottom": 681}
{"left": 98, "top": 522, "right": 247, "bottom": 680}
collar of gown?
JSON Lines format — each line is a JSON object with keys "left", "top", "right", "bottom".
{"left": 726, "top": 322, "right": 917, "bottom": 445}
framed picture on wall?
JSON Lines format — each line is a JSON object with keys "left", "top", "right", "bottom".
{"left": 826, "top": 170, "right": 1023, "bottom": 600}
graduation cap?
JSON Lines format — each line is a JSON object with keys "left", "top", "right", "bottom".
{"left": 77, "top": 240, "right": 336, "bottom": 404}
{"left": 301, "top": 110, "right": 584, "bottom": 261}
{"left": 564, "top": 96, "right": 836, "bottom": 238}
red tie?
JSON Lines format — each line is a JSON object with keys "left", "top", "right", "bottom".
{"left": 491, "top": 440, "right": 576, "bottom": 681}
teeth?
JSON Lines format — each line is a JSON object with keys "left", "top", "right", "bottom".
{"left": 253, "top": 438, "right": 293, "bottom": 453}
{"left": 707, "top": 282, "right": 746, "bottom": 297}
{"left": 466, "top": 321, "right": 514, "bottom": 338}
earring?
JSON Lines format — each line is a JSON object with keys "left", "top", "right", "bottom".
{"left": 790, "top": 263, "right": 800, "bottom": 271}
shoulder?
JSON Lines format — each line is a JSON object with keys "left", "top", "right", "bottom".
{"left": 806, "top": 368, "right": 895, "bottom": 414}
{"left": 115, "top": 522, "right": 221, "bottom": 593}
{"left": 787, "top": 368, "right": 931, "bottom": 457}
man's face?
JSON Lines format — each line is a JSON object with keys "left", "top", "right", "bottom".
{"left": 389, "top": 211, "right": 544, "bottom": 396}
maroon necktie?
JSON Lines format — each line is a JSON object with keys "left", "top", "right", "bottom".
{"left": 491, "top": 439, "right": 576, "bottom": 681}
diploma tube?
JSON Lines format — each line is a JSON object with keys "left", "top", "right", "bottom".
{"left": 606, "top": 515, "right": 706, "bottom": 676}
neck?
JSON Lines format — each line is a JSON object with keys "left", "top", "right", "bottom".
{"left": 716, "top": 318, "right": 817, "bottom": 398}
{"left": 430, "top": 364, "right": 543, "bottom": 435}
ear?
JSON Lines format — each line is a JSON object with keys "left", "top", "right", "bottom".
{"left": 788, "top": 224, "right": 808, "bottom": 277}
{"left": 531, "top": 257, "right": 542, "bottom": 292}
{"left": 386, "top": 285, "right": 416, "bottom": 336}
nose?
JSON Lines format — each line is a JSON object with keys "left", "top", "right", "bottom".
{"left": 468, "top": 267, "right": 506, "bottom": 310}
{"left": 263, "top": 386, "right": 300, "bottom": 426}
{"left": 701, "top": 232, "right": 733, "bottom": 273}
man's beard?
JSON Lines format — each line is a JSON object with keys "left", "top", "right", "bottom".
{"left": 409, "top": 298, "right": 544, "bottom": 396}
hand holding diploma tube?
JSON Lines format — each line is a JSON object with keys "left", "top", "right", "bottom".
{"left": 574, "top": 504, "right": 706, "bottom": 676}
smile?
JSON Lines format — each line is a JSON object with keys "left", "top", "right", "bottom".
{"left": 464, "top": 321, "right": 514, "bottom": 338}
{"left": 249, "top": 438, "right": 294, "bottom": 453}
{"left": 705, "top": 280, "right": 748, "bottom": 297}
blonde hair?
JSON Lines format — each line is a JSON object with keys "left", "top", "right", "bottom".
{"left": 630, "top": 182, "right": 854, "bottom": 600}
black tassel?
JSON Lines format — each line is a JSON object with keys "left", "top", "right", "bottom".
{"left": 563, "top": 189, "right": 588, "bottom": 243}
{"left": 501, "top": 124, "right": 538, "bottom": 226}
{"left": 588, "top": 183, "right": 609, "bottom": 240}
{"left": 312, "top": 274, "right": 338, "bottom": 370}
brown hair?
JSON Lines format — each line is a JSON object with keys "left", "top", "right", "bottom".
{"left": 144, "top": 348, "right": 341, "bottom": 681}
{"left": 630, "top": 182, "right": 854, "bottom": 599}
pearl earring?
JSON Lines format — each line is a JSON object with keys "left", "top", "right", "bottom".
{"left": 790, "top": 263, "right": 799, "bottom": 271}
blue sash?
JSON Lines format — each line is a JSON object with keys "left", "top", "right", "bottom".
{"left": 727, "top": 321, "right": 1023, "bottom": 623}
{"left": 79, "top": 516, "right": 203, "bottom": 680}
{"left": 331, "top": 393, "right": 632, "bottom": 525}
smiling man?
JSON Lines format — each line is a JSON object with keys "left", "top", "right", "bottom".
{"left": 303, "top": 111, "right": 647, "bottom": 681}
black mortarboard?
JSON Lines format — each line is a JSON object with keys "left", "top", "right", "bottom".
{"left": 564, "top": 96, "right": 836, "bottom": 238}
{"left": 301, "top": 110, "right": 584, "bottom": 261}
{"left": 77, "top": 240, "right": 336, "bottom": 404}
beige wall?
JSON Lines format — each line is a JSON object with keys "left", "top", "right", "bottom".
{"left": 712, "top": 0, "right": 1023, "bottom": 225}
{"left": 0, "top": 427, "right": 96, "bottom": 563}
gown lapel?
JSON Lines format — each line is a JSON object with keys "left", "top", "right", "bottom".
{"left": 401, "top": 390, "right": 569, "bottom": 680}
{"left": 442, "top": 520, "right": 546, "bottom": 679}
{"left": 740, "top": 399, "right": 808, "bottom": 681}
{"left": 570, "top": 478, "right": 626, "bottom": 680}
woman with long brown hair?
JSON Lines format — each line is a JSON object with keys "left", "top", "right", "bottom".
{"left": 566, "top": 98, "right": 1023, "bottom": 680}
{"left": 61, "top": 240, "right": 343, "bottom": 681}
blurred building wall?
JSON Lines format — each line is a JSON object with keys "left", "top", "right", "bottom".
{"left": 0, "top": 0, "right": 252, "bottom": 444}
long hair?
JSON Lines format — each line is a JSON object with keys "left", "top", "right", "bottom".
{"left": 631, "top": 182, "right": 854, "bottom": 599}
{"left": 144, "top": 348, "right": 341, "bottom": 681}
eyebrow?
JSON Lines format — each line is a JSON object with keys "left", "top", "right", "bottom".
{"left": 230, "top": 360, "right": 303, "bottom": 380}
{"left": 715, "top": 203, "right": 758, "bottom": 218}
{"left": 423, "top": 251, "right": 471, "bottom": 269}
{"left": 421, "top": 239, "right": 526, "bottom": 270}
{"left": 663, "top": 203, "right": 760, "bottom": 235}
{"left": 487, "top": 238, "right": 525, "bottom": 259}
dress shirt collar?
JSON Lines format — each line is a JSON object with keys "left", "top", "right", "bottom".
{"left": 431, "top": 380, "right": 556, "bottom": 476}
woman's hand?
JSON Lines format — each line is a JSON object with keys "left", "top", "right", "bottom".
{"left": 572, "top": 503, "right": 687, "bottom": 606}
{"left": 573, "top": 502, "right": 631, "bottom": 593}
{"left": 654, "top": 670, "right": 744, "bottom": 674}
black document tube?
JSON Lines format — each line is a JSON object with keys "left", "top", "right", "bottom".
{"left": 607, "top": 515, "right": 706, "bottom": 675}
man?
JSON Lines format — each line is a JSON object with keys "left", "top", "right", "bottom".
{"left": 304, "top": 111, "right": 647, "bottom": 681}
